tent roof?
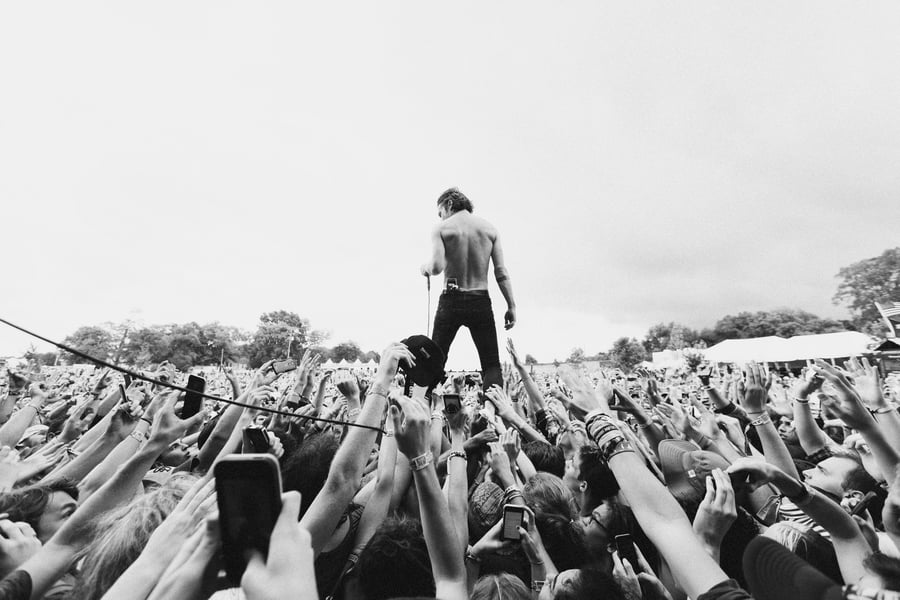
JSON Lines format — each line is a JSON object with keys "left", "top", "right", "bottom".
{"left": 704, "top": 332, "right": 876, "bottom": 363}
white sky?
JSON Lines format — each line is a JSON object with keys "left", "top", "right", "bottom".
{"left": 2, "top": 2, "right": 900, "bottom": 369}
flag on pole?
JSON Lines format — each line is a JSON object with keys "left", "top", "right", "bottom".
{"left": 875, "top": 300, "right": 900, "bottom": 337}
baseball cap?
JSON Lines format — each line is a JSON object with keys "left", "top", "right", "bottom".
{"left": 658, "top": 439, "right": 730, "bottom": 503}
{"left": 399, "top": 335, "right": 446, "bottom": 389}
{"left": 741, "top": 536, "right": 900, "bottom": 600}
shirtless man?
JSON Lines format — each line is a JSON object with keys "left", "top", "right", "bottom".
{"left": 420, "top": 188, "right": 516, "bottom": 389}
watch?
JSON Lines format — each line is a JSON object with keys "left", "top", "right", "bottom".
{"left": 409, "top": 451, "right": 434, "bottom": 471}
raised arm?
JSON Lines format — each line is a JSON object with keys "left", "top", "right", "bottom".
{"left": 391, "top": 395, "right": 466, "bottom": 600}
{"left": 300, "top": 343, "right": 410, "bottom": 554}
{"left": 491, "top": 234, "right": 516, "bottom": 330}
{"left": 742, "top": 363, "right": 799, "bottom": 480}
{"left": 727, "top": 458, "right": 872, "bottom": 583}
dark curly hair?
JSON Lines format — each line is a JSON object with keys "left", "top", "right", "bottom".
{"left": 437, "top": 187, "right": 474, "bottom": 213}
{"left": 0, "top": 479, "right": 79, "bottom": 532}
{"left": 356, "top": 517, "right": 435, "bottom": 600}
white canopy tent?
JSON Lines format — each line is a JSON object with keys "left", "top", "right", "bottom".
{"left": 703, "top": 332, "right": 877, "bottom": 364}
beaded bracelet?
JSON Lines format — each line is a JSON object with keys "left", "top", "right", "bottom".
{"left": 448, "top": 450, "right": 467, "bottom": 461}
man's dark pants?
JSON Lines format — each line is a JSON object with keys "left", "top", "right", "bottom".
{"left": 430, "top": 290, "right": 502, "bottom": 390}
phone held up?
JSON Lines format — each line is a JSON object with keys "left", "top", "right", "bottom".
{"left": 501, "top": 504, "right": 532, "bottom": 541}
{"left": 615, "top": 533, "right": 641, "bottom": 573}
{"left": 271, "top": 359, "right": 297, "bottom": 375}
{"left": 443, "top": 393, "right": 462, "bottom": 415}
{"left": 215, "top": 454, "right": 283, "bottom": 584}
{"left": 242, "top": 426, "right": 271, "bottom": 454}
{"left": 181, "top": 374, "right": 206, "bottom": 420}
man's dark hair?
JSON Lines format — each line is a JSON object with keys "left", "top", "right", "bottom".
{"left": 841, "top": 459, "right": 880, "bottom": 496}
{"left": 864, "top": 553, "right": 900, "bottom": 591}
{"left": 0, "top": 479, "right": 79, "bottom": 529}
{"left": 523, "top": 441, "right": 565, "bottom": 478}
{"left": 356, "top": 517, "right": 435, "bottom": 600}
{"left": 553, "top": 569, "right": 626, "bottom": 600}
{"left": 578, "top": 445, "right": 620, "bottom": 500}
{"left": 437, "top": 188, "right": 474, "bottom": 213}
{"left": 281, "top": 432, "right": 340, "bottom": 516}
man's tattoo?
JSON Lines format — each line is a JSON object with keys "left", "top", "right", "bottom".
{"left": 496, "top": 274, "right": 509, "bottom": 283}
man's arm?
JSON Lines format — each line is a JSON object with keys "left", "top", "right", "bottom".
{"left": 421, "top": 226, "right": 446, "bottom": 276}
{"left": 491, "top": 234, "right": 516, "bottom": 329}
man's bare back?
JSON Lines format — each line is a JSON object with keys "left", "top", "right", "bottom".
{"left": 437, "top": 212, "right": 497, "bottom": 291}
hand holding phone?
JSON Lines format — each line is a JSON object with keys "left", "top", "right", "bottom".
{"left": 501, "top": 504, "right": 532, "bottom": 541}
{"left": 216, "top": 455, "right": 283, "bottom": 584}
{"left": 615, "top": 533, "right": 641, "bottom": 573}
{"left": 181, "top": 375, "right": 206, "bottom": 420}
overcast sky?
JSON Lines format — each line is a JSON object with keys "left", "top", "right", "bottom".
{"left": 2, "top": 2, "right": 899, "bottom": 369}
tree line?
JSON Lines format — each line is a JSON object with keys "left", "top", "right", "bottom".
{"left": 40, "top": 310, "right": 379, "bottom": 371}
{"left": 561, "top": 247, "right": 900, "bottom": 372}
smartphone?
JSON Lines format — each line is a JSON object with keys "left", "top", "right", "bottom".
{"left": 242, "top": 427, "right": 270, "bottom": 454}
{"left": 443, "top": 393, "right": 461, "bottom": 415}
{"left": 181, "top": 375, "right": 206, "bottom": 419}
{"left": 615, "top": 534, "right": 641, "bottom": 573}
{"left": 123, "top": 374, "right": 133, "bottom": 389}
{"left": 850, "top": 491, "right": 877, "bottom": 517}
{"left": 215, "top": 455, "right": 283, "bottom": 584}
{"left": 501, "top": 504, "right": 531, "bottom": 541}
{"left": 271, "top": 359, "right": 297, "bottom": 375}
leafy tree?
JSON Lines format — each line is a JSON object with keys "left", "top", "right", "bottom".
{"left": 61, "top": 326, "right": 114, "bottom": 365}
{"left": 643, "top": 322, "right": 699, "bottom": 353}
{"left": 245, "top": 311, "right": 327, "bottom": 368}
{"left": 834, "top": 247, "right": 900, "bottom": 333}
{"left": 566, "top": 347, "right": 585, "bottom": 364}
{"left": 608, "top": 337, "right": 647, "bottom": 373}
{"left": 701, "top": 309, "right": 846, "bottom": 345}
{"left": 122, "top": 326, "right": 169, "bottom": 367}
{"left": 330, "top": 341, "right": 363, "bottom": 363}
{"left": 524, "top": 354, "right": 538, "bottom": 366}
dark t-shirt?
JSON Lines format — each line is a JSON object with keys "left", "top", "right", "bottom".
{"left": 0, "top": 570, "right": 32, "bottom": 600}
{"left": 697, "top": 579, "right": 753, "bottom": 600}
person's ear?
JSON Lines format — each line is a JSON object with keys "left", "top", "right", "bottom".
{"left": 579, "top": 480, "right": 588, "bottom": 493}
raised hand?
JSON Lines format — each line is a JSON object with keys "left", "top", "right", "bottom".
{"left": 812, "top": 360, "right": 875, "bottom": 431}
{"left": 692, "top": 469, "right": 737, "bottom": 553}
{"left": 149, "top": 392, "right": 206, "bottom": 447}
{"left": 742, "top": 363, "right": 768, "bottom": 414}
{"left": 242, "top": 491, "right": 317, "bottom": 600}
{"left": 846, "top": 357, "right": 887, "bottom": 411}
{"left": 0, "top": 517, "right": 41, "bottom": 577}
{"left": 485, "top": 385, "right": 515, "bottom": 421}
{"left": 375, "top": 343, "right": 416, "bottom": 387}
{"left": 389, "top": 395, "right": 431, "bottom": 460}
{"left": 506, "top": 339, "right": 524, "bottom": 370}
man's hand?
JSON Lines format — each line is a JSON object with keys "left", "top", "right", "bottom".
{"left": 692, "top": 469, "right": 737, "bottom": 553}
{"left": 375, "top": 343, "right": 416, "bottom": 387}
{"left": 242, "top": 492, "right": 317, "bottom": 600}
{"left": 0, "top": 518, "right": 41, "bottom": 577}
{"left": 390, "top": 395, "right": 431, "bottom": 460}
{"left": 506, "top": 339, "right": 523, "bottom": 370}
{"left": 504, "top": 308, "right": 516, "bottom": 330}
{"left": 813, "top": 360, "right": 876, "bottom": 432}
{"left": 742, "top": 363, "right": 768, "bottom": 414}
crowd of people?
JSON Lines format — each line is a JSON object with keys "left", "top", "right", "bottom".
{"left": 0, "top": 337, "right": 900, "bottom": 600}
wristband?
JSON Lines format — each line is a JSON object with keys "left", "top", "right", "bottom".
{"left": 793, "top": 397, "right": 809, "bottom": 404}
{"left": 448, "top": 450, "right": 467, "bottom": 461}
{"left": 369, "top": 384, "right": 390, "bottom": 398}
{"left": 409, "top": 451, "right": 434, "bottom": 472}
{"left": 874, "top": 406, "right": 895, "bottom": 415}
{"left": 465, "top": 546, "right": 482, "bottom": 564}
{"left": 140, "top": 416, "right": 153, "bottom": 426}
{"left": 531, "top": 581, "right": 546, "bottom": 592}
{"left": 714, "top": 402, "right": 737, "bottom": 415}
{"left": 785, "top": 482, "right": 813, "bottom": 506}
{"left": 750, "top": 414, "right": 772, "bottom": 427}
{"left": 431, "top": 411, "right": 444, "bottom": 421}
{"left": 129, "top": 429, "right": 147, "bottom": 444}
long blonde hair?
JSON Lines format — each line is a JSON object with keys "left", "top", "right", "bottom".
{"left": 72, "top": 475, "right": 196, "bottom": 600}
